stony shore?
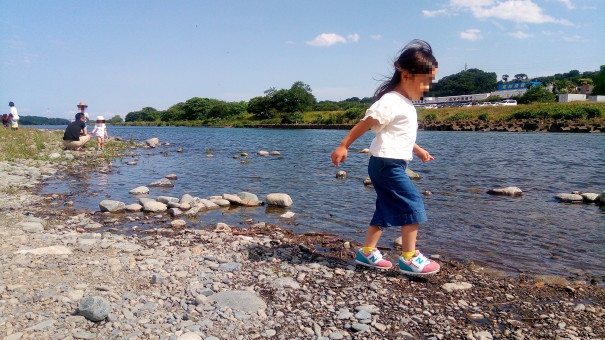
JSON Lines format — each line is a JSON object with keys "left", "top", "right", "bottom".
{"left": 1, "top": 145, "right": 604, "bottom": 340}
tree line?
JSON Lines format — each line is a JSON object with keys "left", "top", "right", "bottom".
{"left": 123, "top": 65, "right": 605, "bottom": 123}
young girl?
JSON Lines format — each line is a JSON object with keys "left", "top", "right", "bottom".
{"left": 331, "top": 39, "right": 439, "bottom": 276}
{"left": 90, "top": 116, "right": 109, "bottom": 151}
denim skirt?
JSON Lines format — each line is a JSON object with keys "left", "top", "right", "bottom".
{"left": 368, "top": 156, "right": 427, "bottom": 228}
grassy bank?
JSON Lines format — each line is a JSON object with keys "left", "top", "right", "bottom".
{"left": 0, "top": 127, "right": 136, "bottom": 164}
{"left": 114, "top": 102, "right": 605, "bottom": 128}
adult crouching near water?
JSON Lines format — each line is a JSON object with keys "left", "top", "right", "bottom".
{"left": 63, "top": 112, "right": 91, "bottom": 151}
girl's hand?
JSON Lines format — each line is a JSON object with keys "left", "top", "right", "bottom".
{"left": 331, "top": 145, "right": 348, "bottom": 166}
{"left": 413, "top": 146, "right": 435, "bottom": 162}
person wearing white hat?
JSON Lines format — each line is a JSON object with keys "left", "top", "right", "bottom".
{"left": 90, "top": 116, "right": 109, "bottom": 151}
{"left": 77, "top": 101, "right": 90, "bottom": 131}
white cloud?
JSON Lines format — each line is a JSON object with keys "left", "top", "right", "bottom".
{"left": 423, "top": 0, "right": 572, "bottom": 25}
{"left": 460, "top": 29, "right": 482, "bottom": 40}
{"left": 347, "top": 33, "right": 360, "bottom": 43}
{"left": 422, "top": 8, "right": 448, "bottom": 17}
{"left": 508, "top": 31, "right": 532, "bottom": 39}
{"left": 370, "top": 34, "right": 382, "bottom": 40}
{"left": 306, "top": 33, "right": 347, "bottom": 47}
{"left": 556, "top": 0, "right": 575, "bottom": 9}
{"left": 561, "top": 34, "right": 581, "bottom": 42}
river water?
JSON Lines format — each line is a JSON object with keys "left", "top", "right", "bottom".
{"left": 37, "top": 126, "right": 605, "bottom": 280}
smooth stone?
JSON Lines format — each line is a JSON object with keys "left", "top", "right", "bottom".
{"left": 237, "top": 192, "right": 259, "bottom": 201}
{"left": 210, "top": 198, "right": 230, "bottom": 207}
{"left": 177, "top": 332, "right": 201, "bottom": 340}
{"left": 555, "top": 193, "right": 584, "bottom": 203}
{"left": 206, "top": 290, "right": 266, "bottom": 313}
{"left": 214, "top": 223, "right": 231, "bottom": 233}
{"left": 145, "top": 137, "right": 160, "bottom": 147}
{"left": 165, "top": 173, "right": 178, "bottom": 180}
{"left": 351, "top": 323, "right": 369, "bottom": 332}
{"left": 487, "top": 186, "right": 522, "bottom": 196}
{"left": 441, "top": 282, "right": 473, "bottom": 292}
{"left": 99, "top": 200, "right": 126, "bottom": 212}
{"left": 257, "top": 150, "right": 269, "bottom": 156}
{"left": 157, "top": 196, "right": 180, "bottom": 204}
{"left": 17, "top": 222, "right": 44, "bottom": 233}
{"left": 169, "top": 208, "right": 183, "bottom": 217}
{"left": 180, "top": 194, "right": 194, "bottom": 204}
{"left": 149, "top": 178, "right": 174, "bottom": 187}
{"left": 15, "top": 245, "right": 72, "bottom": 255}
{"left": 129, "top": 186, "right": 149, "bottom": 195}
{"left": 220, "top": 262, "right": 242, "bottom": 272}
{"left": 78, "top": 296, "right": 111, "bottom": 322}
{"left": 143, "top": 201, "right": 167, "bottom": 212}
{"left": 360, "top": 148, "right": 370, "bottom": 153}
{"left": 271, "top": 278, "right": 301, "bottom": 289}
{"left": 266, "top": 193, "right": 293, "bottom": 207}
{"left": 363, "top": 177, "right": 372, "bottom": 185}
{"left": 222, "top": 193, "right": 243, "bottom": 205}
{"left": 171, "top": 219, "right": 186, "bottom": 228}
{"left": 336, "top": 170, "right": 347, "bottom": 179}
{"left": 125, "top": 204, "right": 142, "bottom": 212}
{"left": 111, "top": 242, "right": 141, "bottom": 253}
{"left": 405, "top": 168, "right": 421, "bottom": 180}
{"left": 280, "top": 211, "right": 295, "bottom": 219}
{"left": 269, "top": 151, "right": 281, "bottom": 155}
{"left": 581, "top": 193, "right": 600, "bottom": 202}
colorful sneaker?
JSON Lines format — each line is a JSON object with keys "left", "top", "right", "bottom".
{"left": 398, "top": 251, "right": 440, "bottom": 276}
{"left": 355, "top": 248, "right": 393, "bottom": 270}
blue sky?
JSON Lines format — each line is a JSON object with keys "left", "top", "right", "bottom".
{"left": 2, "top": 0, "right": 603, "bottom": 120}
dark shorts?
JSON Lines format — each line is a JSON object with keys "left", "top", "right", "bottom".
{"left": 368, "top": 156, "right": 427, "bottom": 228}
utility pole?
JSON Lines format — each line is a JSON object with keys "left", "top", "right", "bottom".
{"left": 464, "top": 63, "right": 468, "bottom": 71}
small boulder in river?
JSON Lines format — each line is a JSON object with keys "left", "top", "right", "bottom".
{"left": 145, "top": 138, "right": 160, "bottom": 148}
{"left": 129, "top": 186, "right": 149, "bottom": 195}
{"left": 270, "top": 151, "right": 281, "bottom": 156}
{"left": 487, "top": 186, "right": 522, "bottom": 197}
{"left": 581, "top": 193, "right": 600, "bottom": 203}
{"left": 237, "top": 192, "right": 259, "bottom": 202}
{"left": 266, "top": 193, "right": 293, "bottom": 207}
{"left": 405, "top": 168, "right": 421, "bottom": 180}
{"left": 555, "top": 193, "right": 583, "bottom": 203}
{"left": 336, "top": 170, "right": 347, "bottom": 179}
{"left": 360, "top": 148, "right": 370, "bottom": 153}
{"left": 165, "top": 174, "right": 178, "bottom": 180}
{"left": 149, "top": 178, "right": 174, "bottom": 187}
{"left": 363, "top": 177, "right": 372, "bottom": 186}
{"left": 143, "top": 201, "right": 168, "bottom": 212}
{"left": 78, "top": 296, "right": 111, "bottom": 322}
{"left": 99, "top": 200, "right": 126, "bottom": 213}
{"left": 257, "top": 150, "right": 269, "bottom": 156}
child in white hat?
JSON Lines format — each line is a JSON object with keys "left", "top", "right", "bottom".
{"left": 90, "top": 116, "right": 109, "bottom": 151}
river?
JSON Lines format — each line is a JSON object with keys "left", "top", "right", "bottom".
{"left": 36, "top": 125, "right": 605, "bottom": 281}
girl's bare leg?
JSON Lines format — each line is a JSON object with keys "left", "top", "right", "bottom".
{"left": 362, "top": 225, "right": 383, "bottom": 248}
{"left": 401, "top": 223, "right": 419, "bottom": 253}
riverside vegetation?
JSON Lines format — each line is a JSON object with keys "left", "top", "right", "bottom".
{"left": 1, "top": 127, "right": 604, "bottom": 339}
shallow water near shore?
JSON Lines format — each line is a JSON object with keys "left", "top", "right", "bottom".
{"left": 36, "top": 125, "right": 605, "bottom": 280}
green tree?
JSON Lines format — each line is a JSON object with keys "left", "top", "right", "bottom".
{"left": 502, "top": 74, "right": 509, "bottom": 82}
{"left": 139, "top": 107, "right": 160, "bottom": 121}
{"left": 285, "top": 81, "right": 316, "bottom": 113}
{"left": 518, "top": 85, "right": 556, "bottom": 104}
{"left": 426, "top": 69, "right": 497, "bottom": 97}
{"left": 591, "top": 65, "right": 605, "bottom": 95}
{"left": 248, "top": 96, "right": 274, "bottom": 119}
{"left": 514, "top": 73, "right": 528, "bottom": 82}
{"left": 107, "top": 115, "right": 123, "bottom": 124}
{"left": 125, "top": 111, "right": 141, "bottom": 122}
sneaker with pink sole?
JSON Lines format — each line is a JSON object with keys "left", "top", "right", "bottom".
{"left": 398, "top": 250, "right": 440, "bottom": 276}
{"left": 355, "top": 248, "right": 393, "bottom": 270}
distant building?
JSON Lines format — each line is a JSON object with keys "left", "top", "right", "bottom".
{"left": 577, "top": 84, "right": 594, "bottom": 95}
{"left": 558, "top": 94, "right": 586, "bottom": 103}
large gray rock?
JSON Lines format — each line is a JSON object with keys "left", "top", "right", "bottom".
{"left": 180, "top": 194, "right": 194, "bottom": 205}
{"left": 143, "top": 201, "right": 167, "bottom": 212}
{"left": 17, "top": 222, "right": 44, "bottom": 233}
{"left": 129, "top": 186, "right": 149, "bottom": 195}
{"left": 145, "top": 138, "right": 160, "bottom": 148}
{"left": 157, "top": 196, "right": 179, "bottom": 204}
{"left": 599, "top": 190, "right": 605, "bottom": 205}
{"left": 125, "top": 204, "right": 142, "bottom": 212}
{"left": 266, "top": 193, "right": 293, "bottom": 207}
{"left": 581, "top": 193, "right": 600, "bottom": 203}
{"left": 487, "top": 186, "right": 522, "bottom": 197}
{"left": 555, "top": 193, "right": 583, "bottom": 203}
{"left": 222, "top": 194, "right": 243, "bottom": 205}
{"left": 237, "top": 192, "right": 259, "bottom": 202}
{"left": 78, "top": 296, "right": 111, "bottom": 322}
{"left": 207, "top": 290, "right": 266, "bottom": 313}
{"left": 99, "top": 200, "right": 126, "bottom": 213}
{"left": 149, "top": 178, "right": 174, "bottom": 187}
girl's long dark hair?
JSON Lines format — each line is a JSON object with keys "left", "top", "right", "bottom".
{"left": 374, "top": 39, "right": 438, "bottom": 100}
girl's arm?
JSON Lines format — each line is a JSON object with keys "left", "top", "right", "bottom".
{"left": 105, "top": 130, "right": 109, "bottom": 139}
{"left": 90, "top": 127, "right": 97, "bottom": 134}
{"left": 413, "top": 144, "right": 435, "bottom": 162}
{"left": 331, "top": 117, "right": 378, "bottom": 166}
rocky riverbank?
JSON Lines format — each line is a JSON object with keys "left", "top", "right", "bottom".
{"left": 1, "top": 147, "right": 604, "bottom": 339}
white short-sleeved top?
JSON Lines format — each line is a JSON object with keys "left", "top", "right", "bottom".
{"left": 10, "top": 107, "right": 19, "bottom": 120}
{"left": 362, "top": 91, "right": 418, "bottom": 161}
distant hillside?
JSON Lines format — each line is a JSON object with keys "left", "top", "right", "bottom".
{"left": 19, "top": 116, "right": 70, "bottom": 125}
